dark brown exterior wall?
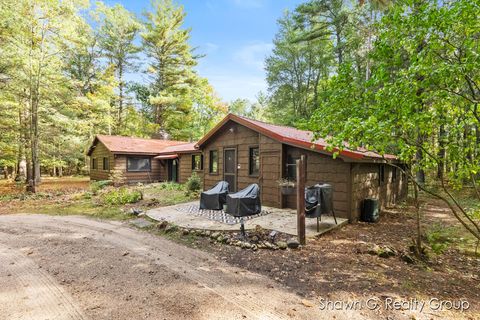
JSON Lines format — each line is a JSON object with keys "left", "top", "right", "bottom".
{"left": 351, "top": 163, "right": 408, "bottom": 221}
{"left": 89, "top": 142, "right": 115, "bottom": 181}
{"left": 202, "top": 121, "right": 283, "bottom": 207}
{"left": 283, "top": 146, "right": 351, "bottom": 219}
{"left": 178, "top": 152, "right": 203, "bottom": 184}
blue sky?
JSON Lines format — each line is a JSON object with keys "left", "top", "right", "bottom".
{"left": 104, "top": 0, "right": 304, "bottom": 102}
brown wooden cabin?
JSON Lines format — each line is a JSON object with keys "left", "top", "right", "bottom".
{"left": 192, "top": 114, "right": 407, "bottom": 221}
{"left": 88, "top": 114, "right": 407, "bottom": 221}
{"left": 87, "top": 135, "right": 202, "bottom": 184}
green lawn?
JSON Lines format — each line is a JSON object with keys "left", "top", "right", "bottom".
{"left": 0, "top": 178, "right": 197, "bottom": 220}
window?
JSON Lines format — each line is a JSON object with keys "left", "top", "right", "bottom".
{"left": 249, "top": 147, "right": 260, "bottom": 176}
{"left": 103, "top": 157, "right": 109, "bottom": 171}
{"left": 91, "top": 158, "right": 97, "bottom": 170}
{"left": 209, "top": 150, "right": 218, "bottom": 174}
{"left": 379, "top": 165, "right": 385, "bottom": 184}
{"left": 286, "top": 155, "right": 298, "bottom": 180}
{"left": 192, "top": 154, "right": 203, "bottom": 171}
{"left": 127, "top": 157, "right": 151, "bottom": 172}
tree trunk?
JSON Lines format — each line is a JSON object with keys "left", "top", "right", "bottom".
{"left": 437, "top": 123, "right": 446, "bottom": 180}
{"left": 118, "top": 63, "right": 124, "bottom": 132}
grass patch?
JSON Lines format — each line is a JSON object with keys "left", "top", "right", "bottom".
{"left": 425, "top": 223, "right": 478, "bottom": 256}
{"left": 20, "top": 199, "right": 129, "bottom": 220}
{"left": 102, "top": 187, "right": 143, "bottom": 205}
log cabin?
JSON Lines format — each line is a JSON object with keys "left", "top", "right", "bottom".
{"left": 88, "top": 114, "right": 407, "bottom": 221}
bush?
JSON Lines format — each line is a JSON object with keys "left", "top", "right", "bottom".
{"left": 90, "top": 180, "right": 112, "bottom": 194}
{"left": 102, "top": 187, "right": 143, "bottom": 205}
{"left": 185, "top": 173, "right": 201, "bottom": 194}
{"left": 157, "top": 182, "right": 184, "bottom": 191}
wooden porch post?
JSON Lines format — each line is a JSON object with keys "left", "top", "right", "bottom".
{"left": 296, "top": 155, "right": 306, "bottom": 245}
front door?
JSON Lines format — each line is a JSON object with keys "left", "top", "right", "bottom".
{"left": 224, "top": 148, "right": 236, "bottom": 192}
{"left": 167, "top": 159, "right": 178, "bottom": 182}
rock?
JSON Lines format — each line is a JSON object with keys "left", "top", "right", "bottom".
{"left": 156, "top": 220, "right": 168, "bottom": 230}
{"left": 277, "top": 241, "right": 287, "bottom": 250}
{"left": 254, "top": 225, "right": 264, "bottom": 233}
{"left": 367, "top": 244, "right": 381, "bottom": 255}
{"left": 131, "top": 218, "right": 153, "bottom": 229}
{"left": 251, "top": 235, "right": 259, "bottom": 242}
{"left": 287, "top": 238, "right": 300, "bottom": 249}
{"left": 205, "top": 230, "right": 212, "bottom": 237}
{"left": 217, "top": 236, "right": 225, "bottom": 243}
{"left": 122, "top": 251, "right": 129, "bottom": 256}
{"left": 130, "top": 208, "right": 143, "bottom": 215}
{"left": 269, "top": 230, "right": 278, "bottom": 240}
{"left": 164, "top": 225, "right": 176, "bottom": 233}
{"left": 383, "top": 247, "right": 396, "bottom": 257}
{"left": 211, "top": 232, "right": 221, "bottom": 239}
{"left": 264, "top": 242, "right": 274, "bottom": 249}
{"left": 251, "top": 244, "right": 258, "bottom": 251}
{"left": 241, "top": 242, "right": 252, "bottom": 249}
{"left": 182, "top": 229, "right": 190, "bottom": 235}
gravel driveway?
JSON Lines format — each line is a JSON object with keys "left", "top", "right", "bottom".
{"left": 0, "top": 214, "right": 361, "bottom": 320}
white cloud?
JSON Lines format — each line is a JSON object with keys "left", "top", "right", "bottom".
{"left": 231, "top": 0, "right": 267, "bottom": 8}
{"left": 233, "top": 42, "right": 274, "bottom": 70}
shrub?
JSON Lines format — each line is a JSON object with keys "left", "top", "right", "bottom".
{"left": 102, "top": 187, "right": 143, "bottom": 205}
{"left": 90, "top": 180, "right": 112, "bottom": 194}
{"left": 158, "top": 182, "right": 184, "bottom": 191}
{"left": 185, "top": 173, "right": 201, "bottom": 194}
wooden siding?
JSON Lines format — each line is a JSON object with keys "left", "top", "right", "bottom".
{"left": 89, "top": 141, "right": 115, "bottom": 181}
{"left": 259, "top": 135, "right": 282, "bottom": 207}
{"left": 178, "top": 152, "right": 203, "bottom": 184}
{"left": 114, "top": 155, "right": 162, "bottom": 183}
{"left": 203, "top": 121, "right": 262, "bottom": 195}
{"left": 351, "top": 163, "right": 408, "bottom": 221}
{"left": 283, "top": 146, "right": 351, "bottom": 219}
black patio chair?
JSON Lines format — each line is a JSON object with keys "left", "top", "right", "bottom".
{"left": 199, "top": 181, "right": 229, "bottom": 210}
{"left": 305, "top": 183, "right": 337, "bottom": 231}
{"left": 225, "top": 184, "right": 261, "bottom": 238}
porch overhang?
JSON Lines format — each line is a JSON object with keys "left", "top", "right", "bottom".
{"left": 154, "top": 154, "right": 178, "bottom": 160}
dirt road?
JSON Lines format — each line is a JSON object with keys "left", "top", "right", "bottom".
{"left": 0, "top": 214, "right": 362, "bottom": 320}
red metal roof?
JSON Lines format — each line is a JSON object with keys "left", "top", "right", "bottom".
{"left": 196, "top": 114, "right": 396, "bottom": 161}
{"left": 87, "top": 135, "right": 188, "bottom": 155}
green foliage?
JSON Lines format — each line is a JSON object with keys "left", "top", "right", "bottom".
{"left": 426, "top": 225, "right": 456, "bottom": 255}
{"left": 185, "top": 173, "right": 202, "bottom": 194}
{"left": 90, "top": 180, "right": 113, "bottom": 194}
{"left": 156, "top": 182, "right": 184, "bottom": 191}
{"left": 102, "top": 187, "right": 143, "bottom": 205}
{"left": 0, "top": 0, "right": 223, "bottom": 183}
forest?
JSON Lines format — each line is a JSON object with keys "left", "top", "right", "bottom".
{"left": 0, "top": 0, "right": 479, "bottom": 239}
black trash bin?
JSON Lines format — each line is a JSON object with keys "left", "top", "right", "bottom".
{"left": 361, "top": 198, "right": 379, "bottom": 222}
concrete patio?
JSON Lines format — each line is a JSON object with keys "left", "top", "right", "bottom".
{"left": 146, "top": 201, "right": 348, "bottom": 237}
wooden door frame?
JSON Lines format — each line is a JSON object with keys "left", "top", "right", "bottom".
{"left": 223, "top": 147, "right": 237, "bottom": 192}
